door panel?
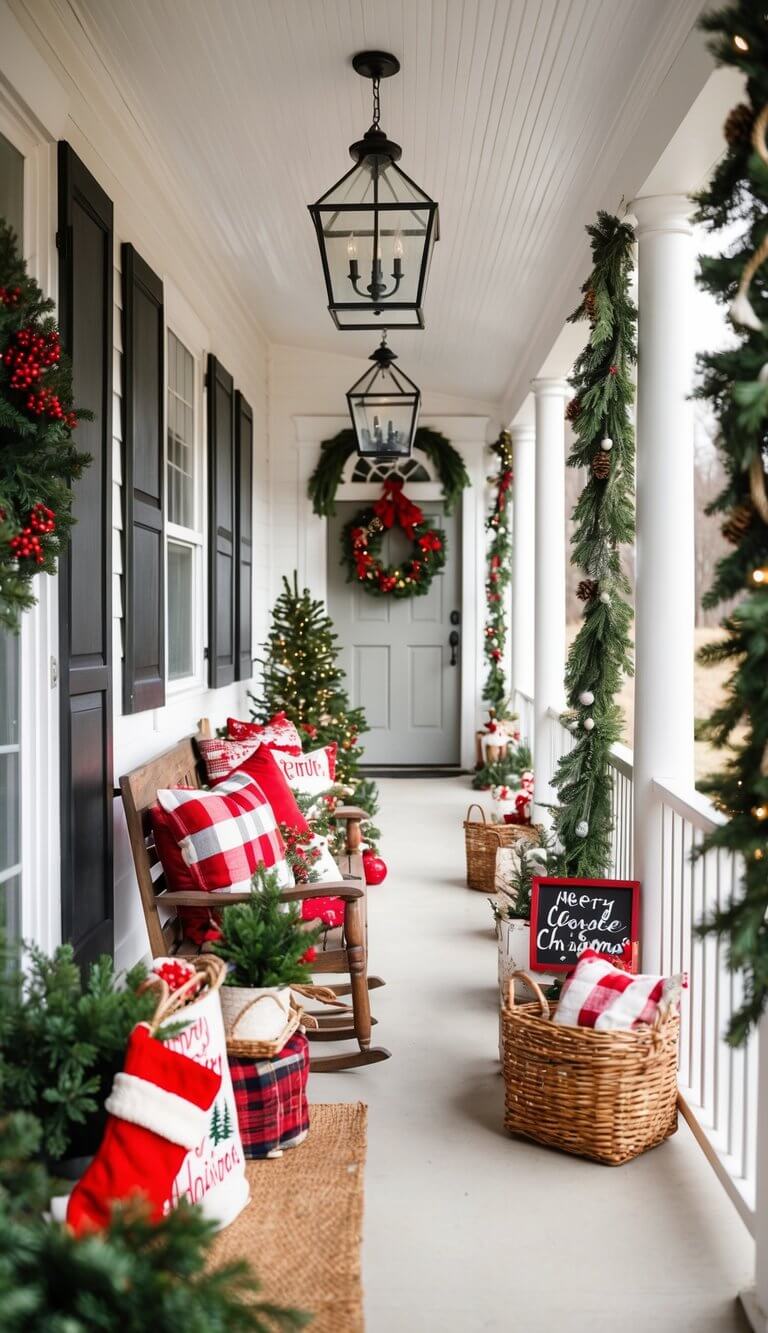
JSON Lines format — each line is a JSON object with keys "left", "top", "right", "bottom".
{"left": 58, "top": 142, "right": 114, "bottom": 966}
{"left": 327, "top": 499, "right": 460, "bottom": 765}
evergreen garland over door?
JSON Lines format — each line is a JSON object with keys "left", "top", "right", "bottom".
{"left": 57, "top": 142, "right": 114, "bottom": 965}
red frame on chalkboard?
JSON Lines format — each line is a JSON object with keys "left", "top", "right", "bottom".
{"left": 529, "top": 877, "right": 641, "bottom": 974}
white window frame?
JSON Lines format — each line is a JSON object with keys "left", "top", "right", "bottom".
{"left": 0, "top": 66, "right": 64, "bottom": 954}
{"left": 164, "top": 286, "right": 208, "bottom": 696}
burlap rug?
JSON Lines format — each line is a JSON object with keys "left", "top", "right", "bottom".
{"left": 209, "top": 1101, "right": 367, "bottom": 1331}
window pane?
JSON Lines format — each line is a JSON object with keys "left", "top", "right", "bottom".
{"left": 0, "top": 632, "right": 20, "bottom": 747}
{"left": 0, "top": 753, "right": 20, "bottom": 874}
{"left": 0, "top": 133, "right": 23, "bottom": 239}
{"left": 167, "top": 331, "right": 195, "bottom": 530}
{"left": 0, "top": 874, "right": 20, "bottom": 941}
{"left": 168, "top": 542, "right": 194, "bottom": 681}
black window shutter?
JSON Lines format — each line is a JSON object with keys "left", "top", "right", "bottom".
{"left": 57, "top": 141, "right": 114, "bottom": 966}
{"left": 121, "top": 243, "right": 165, "bottom": 713}
{"left": 235, "top": 391, "right": 253, "bottom": 681}
{"left": 207, "top": 355, "right": 236, "bottom": 687}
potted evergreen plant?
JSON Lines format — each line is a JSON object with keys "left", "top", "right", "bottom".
{"left": 0, "top": 940, "right": 158, "bottom": 1177}
{"left": 490, "top": 835, "right": 559, "bottom": 1000}
{"left": 215, "top": 867, "right": 322, "bottom": 1046}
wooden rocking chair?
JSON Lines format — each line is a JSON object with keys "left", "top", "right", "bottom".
{"left": 119, "top": 723, "right": 390, "bottom": 1071}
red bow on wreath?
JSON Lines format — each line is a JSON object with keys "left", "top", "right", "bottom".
{"left": 372, "top": 478, "right": 424, "bottom": 540}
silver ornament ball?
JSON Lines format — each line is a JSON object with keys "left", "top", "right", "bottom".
{"left": 583, "top": 717, "right": 595, "bottom": 732}
{"left": 579, "top": 690, "right": 594, "bottom": 706}
{"left": 575, "top": 819, "right": 589, "bottom": 838}
{"left": 601, "top": 436, "right": 613, "bottom": 451}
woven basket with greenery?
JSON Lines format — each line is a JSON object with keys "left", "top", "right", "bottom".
{"left": 463, "top": 804, "right": 538, "bottom": 892}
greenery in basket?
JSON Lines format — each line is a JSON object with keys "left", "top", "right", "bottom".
{"left": 214, "top": 867, "right": 322, "bottom": 989}
{"left": 472, "top": 743, "right": 532, "bottom": 792}
{"left": 0, "top": 941, "right": 160, "bottom": 1163}
{"left": 0, "top": 1110, "right": 308, "bottom": 1331}
{"left": 490, "top": 828, "right": 559, "bottom": 923}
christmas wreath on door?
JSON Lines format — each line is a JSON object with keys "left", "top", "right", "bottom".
{"left": 342, "top": 479, "right": 446, "bottom": 598}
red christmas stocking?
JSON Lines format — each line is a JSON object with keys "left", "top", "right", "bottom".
{"left": 67, "top": 1023, "right": 221, "bottom": 1233}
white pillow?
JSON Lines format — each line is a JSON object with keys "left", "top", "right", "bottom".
{"left": 271, "top": 744, "right": 337, "bottom": 797}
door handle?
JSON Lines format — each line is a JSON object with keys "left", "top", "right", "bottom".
{"left": 449, "top": 629, "right": 460, "bottom": 666}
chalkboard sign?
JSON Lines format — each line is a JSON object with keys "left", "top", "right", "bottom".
{"left": 529, "top": 877, "right": 640, "bottom": 973}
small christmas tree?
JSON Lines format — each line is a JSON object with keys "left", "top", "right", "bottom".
{"left": 0, "top": 219, "right": 90, "bottom": 632}
{"left": 551, "top": 213, "right": 636, "bottom": 876}
{"left": 692, "top": 0, "right": 768, "bottom": 1044}
{"left": 214, "top": 867, "right": 321, "bottom": 989}
{"left": 221, "top": 1102, "right": 233, "bottom": 1141}
{"left": 250, "top": 573, "right": 379, "bottom": 822}
{"left": 209, "top": 1103, "right": 222, "bottom": 1146}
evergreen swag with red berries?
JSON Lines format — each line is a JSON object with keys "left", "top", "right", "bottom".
{"left": 342, "top": 478, "right": 446, "bottom": 598}
{"left": 483, "top": 429, "right": 514, "bottom": 711}
{"left": 0, "top": 220, "right": 90, "bottom": 631}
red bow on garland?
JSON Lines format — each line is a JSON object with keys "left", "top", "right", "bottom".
{"left": 372, "top": 478, "right": 425, "bottom": 541}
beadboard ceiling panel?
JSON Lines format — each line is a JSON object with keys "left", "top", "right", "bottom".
{"left": 61, "top": 0, "right": 708, "bottom": 403}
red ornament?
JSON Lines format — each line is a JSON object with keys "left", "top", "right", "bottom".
{"left": 362, "top": 849, "right": 388, "bottom": 886}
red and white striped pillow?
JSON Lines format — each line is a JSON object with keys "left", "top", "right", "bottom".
{"left": 553, "top": 950, "right": 686, "bottom": 1032}
{"left": 157, "top": 770, "right": 290, "bottom": 895}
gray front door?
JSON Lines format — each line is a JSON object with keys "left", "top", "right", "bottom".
{"left": 327, "top": 500, "right": 461, "bottom": 766}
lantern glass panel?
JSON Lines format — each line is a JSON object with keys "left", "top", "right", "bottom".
{"left": 311, "top": 157, "right": 438, "bottom": 330}
{"left": 349, "top": 392, "right": 415, "bottom": 457}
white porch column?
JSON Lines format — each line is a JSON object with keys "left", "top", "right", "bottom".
{"left": 531, "top": 379, "right": 570, "bottom": 819}
{"left": 511, "top": 423, "right": 535, "bottom": 715}
{"left": 631, "top": 194, "right": 695, "bottom": 971}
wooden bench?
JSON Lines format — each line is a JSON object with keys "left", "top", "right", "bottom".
{"left": 119, "top": 723, "right": 390, "bottom": 1071}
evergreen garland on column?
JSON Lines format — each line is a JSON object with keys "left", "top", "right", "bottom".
{"left": 551, "top": 213, "right": 636, "bottom": 875}
{"left": 693, "top": 1, "right": 768, "bottom": 1045}
{"left": 249, "top": 574, "right": 380, "bottom": 839}
{"left": 482, "top": 429, "right": 514, "bottom": 713}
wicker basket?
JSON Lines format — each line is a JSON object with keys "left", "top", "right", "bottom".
{"left": 501, "top": 971, "right": 679, "bottom": 1165}
{"left": 463, "top": 804, "right": 538, "bottom": 892}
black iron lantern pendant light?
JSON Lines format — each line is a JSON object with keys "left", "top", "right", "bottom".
{"left": 309, "top": 51, "right": 439, "bottom": 331}
{"left": 347, "top": 333, "right": 421, "bottom": 459}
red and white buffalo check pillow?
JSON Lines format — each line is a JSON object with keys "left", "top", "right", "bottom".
{"left": 553, "top": 950, "right": 686, "bottom": 1032}
{"left": 156, "top": 770, "right": 290, "bottom": 895}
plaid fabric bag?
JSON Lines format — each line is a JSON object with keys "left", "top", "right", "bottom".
{"left": 228, "top": 1032, "right": 310, "bottom": 1159}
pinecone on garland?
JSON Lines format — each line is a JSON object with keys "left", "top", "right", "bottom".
{"left": 724, "top": 103, "right": 754, "bottom": 149}
{"left": 565, "top": 396, "right": 581, "bottom": 424}
{"left": 584, "top": 287, "right": 597, "bottom": 323}
{"left": 576, "top": 578, "right": 599, "bottom": 602}
{"left": 591, "top": 451, "right": 611, "bottom": 480}
{"left": 721, "top": 503, "right": 753, "bottom": 545}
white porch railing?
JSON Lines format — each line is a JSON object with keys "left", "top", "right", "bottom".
{"left": 533, "top": 703, "right": 760, "bottom": 1237}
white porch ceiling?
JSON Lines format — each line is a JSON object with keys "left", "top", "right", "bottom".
{"left": 64, "top": 0, "right": 709, "bottom": 405}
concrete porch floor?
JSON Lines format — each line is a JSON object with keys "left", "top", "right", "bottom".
{"left": 312, "top": 776, "right": 754, "bottom": 1333}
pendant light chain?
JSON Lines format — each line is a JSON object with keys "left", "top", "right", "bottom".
{"left": 372, "top": 74, "right": 381, "bottom": 129}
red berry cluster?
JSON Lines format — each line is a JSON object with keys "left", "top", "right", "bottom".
{"left": 3, "top": 326, "right": 60, "bottom": 390}
{"left": 8, "top": 504, "right": 56, "bottom": 565}
{"left": 26, "top": 385, "right": 77, "bottom": 427}
{"left": 0, "top": 285, "right": 22, "bottom": 307}
{"left": 153, "top": 957, "right": 199, "bottom": 994}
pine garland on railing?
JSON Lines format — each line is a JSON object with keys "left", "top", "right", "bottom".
{"left": 551, "top": 213, "right": 636, "bottom": 876}
{"left": 482, "top": 429, "right": 514, "bottom": 713}
{"left": 692, "top": 0, "right": 768, "bottom": 1046}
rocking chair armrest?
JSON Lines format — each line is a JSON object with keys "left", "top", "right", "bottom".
{"left": 279, "top": 882, "right": 363, "bottom": 903}
{"left": 333, "top": 806, "right": 369, "bottom": 822}
{"left": 159, "top": 890, "right": 251, "bottom": 907}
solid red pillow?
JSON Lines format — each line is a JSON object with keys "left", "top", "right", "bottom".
{"left": 212, "top": 743, "right": 310, "bottom": 834}
{"left": 149, "top": 800, "right": 220, "bottom": 944}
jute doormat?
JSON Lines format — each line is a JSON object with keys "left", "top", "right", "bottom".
{"left": 209, "top": 1101, "right": 367, "bottom": 1332}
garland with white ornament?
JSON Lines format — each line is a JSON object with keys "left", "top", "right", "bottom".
{"left": 551, "top": 212, "right": 636, "bottom": 875}
{"left": 483, "top": 429, "right": 514, "bottom": 711}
